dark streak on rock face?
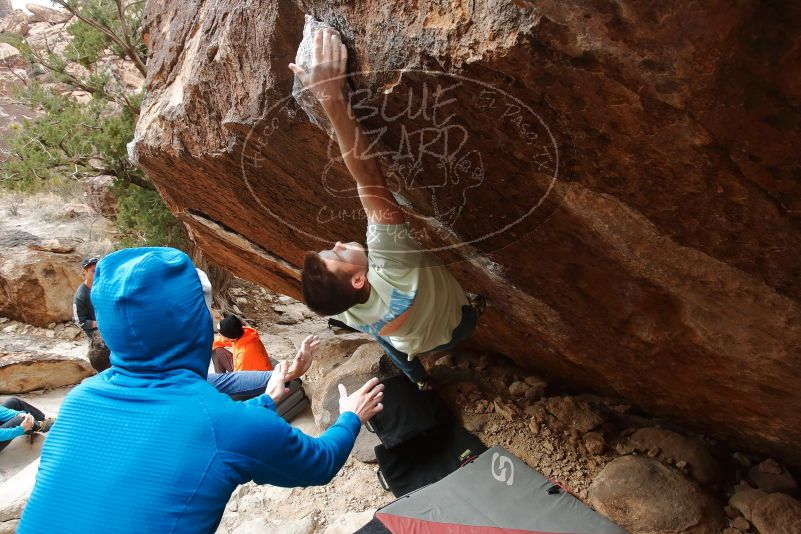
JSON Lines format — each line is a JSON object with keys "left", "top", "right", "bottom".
{"left": 132, "top": 0, "right": 801, "bottom": 464}
{"left": 0, "top": 230, "right": 40, "bottom": 248}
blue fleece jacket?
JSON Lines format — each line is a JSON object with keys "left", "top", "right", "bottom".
{"left": 0, "top": 405, "right": 24, "bottom": 442}
{"left": 19, "top": 248, "right": 361, "bottom": 533}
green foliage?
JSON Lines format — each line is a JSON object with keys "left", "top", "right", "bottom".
{"left": 2, "top": 80, "right": 117, "bottom": 190}
{"left": 61, "top": 0, "right": 146, "bottom": 64}
{"left": 65, "top": 15, "right": 109, "bottom": 67}
{"left": 0, "top": 1, "right": 186, "bottom": 249}
{"left": 113, "top": 182, "right": 185, "bottom": 249}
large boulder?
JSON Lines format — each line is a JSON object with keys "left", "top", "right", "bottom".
{"left": 0, "top": 43, "right": 21, "bottom": 67}
{"left": 83, "top": 175, "right": 118, "bottom": 219}
{"left": 284, "top": 330, "right": 385, "bottom": 463}
{"left": 747, "top": 458, "right": 797, "bottom": 493}
{"left": 0, "top": 0, "right": 12, "bottom": 18}
{"left": 588, "top": 455, "right": 725, "bottom": 534}
{"left": 728, "top": 482, "right": 768, "bottom": 521}
{"left": 106, "top": 59, "right": 145, "bottom": 91}
{"left": 542, "top": 396, "right": 604, "bottom": 433}
{"left": 25, "top": 16, "right": 71, "bottom": 55}
{"left": 25, "top": 4, "right": 70, "bottom": 24}
{"left": 750, "top": 492, "right": 801, "bottom": 534}
{"left": 623, "top": 427, "right": 721, "bottom": 490}
{"left": 0, "top": 459, "right": 39, "bottom": 534}
{"left": 307, "top": 340, "right": 395, "bottom": 463}
{"left": 302, "top": 332, "right": 374, "bottom": 382}
{"left": 0, "top": 237, "right": 84, "bottom": 327}
{"left": 309, "top": 341, "right": 393, "bottom": 430}
{"left": 130, "top": 0, "right": 801, "bottom": 464}
{"left": 0, "top": 9, "right": 30, "bottom": 35}
{"left": 729, "top": 480, "right": 801, "bottom": 534}
{"left": 0, "top": 335, "right": 93, "bottom": 393}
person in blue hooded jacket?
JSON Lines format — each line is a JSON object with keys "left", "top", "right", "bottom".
{"left": 19, "top": 247, "right": 385, "bottom": 533}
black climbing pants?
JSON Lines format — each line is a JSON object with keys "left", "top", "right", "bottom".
{"left": 0, "top": 397, "right": 46, "bottom": 452}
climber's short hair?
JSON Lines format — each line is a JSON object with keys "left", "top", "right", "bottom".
{"left": 302, "top": 251, "right": 362, "bottom": 316}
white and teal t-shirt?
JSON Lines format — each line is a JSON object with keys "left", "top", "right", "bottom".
{"left": 335, "top": 223, "right": 468, "bottom": 359}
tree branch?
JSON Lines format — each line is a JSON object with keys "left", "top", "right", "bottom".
{"left": 124, "top": 173, "right": 156, "bottom": 191}
{"left": 26, "top": 35, "right": 98, "bottom": 95}
{"left": 53, "top": 0, "right": 147, "bottom": 76}
{"left": 23, "top": 36, "right": 140, "bottom": 116}
{"left": 1, "top": 57, "right": 29, "bottom": 86}
{"left": 115, "top": 0, "right": 134, "bottom": 51}
{"left": 120, "top": 0, "right": 145, "bottom": 19}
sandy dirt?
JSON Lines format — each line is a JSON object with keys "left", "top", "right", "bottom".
{"left": 0, "top": 189, "right": 116, "bottom": 258}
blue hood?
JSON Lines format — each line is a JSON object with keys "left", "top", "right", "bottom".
{"left": 91, "top": 247, "right": 212, "bottom": 377}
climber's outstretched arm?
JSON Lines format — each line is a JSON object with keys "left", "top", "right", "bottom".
{"left": 290, "top": 28, "right": 405, "bottom": 225}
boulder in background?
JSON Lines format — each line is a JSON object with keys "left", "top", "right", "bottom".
{"left": 83, "top": 175, "right": 117, "bottom": 219}
{"left": 588, "top": 455, "right": 725, "bottom": 534}
{"left": 0, "top": 335, "right": 93, "bottom": 393}
{"left": 25, "top": 3, "right": 70, "bottom": 24}
{"left": 0, "top": 238, "right": 83, "bottom": 327}
{"left": 309, "top": 341, "right": 394, "bottom": 431}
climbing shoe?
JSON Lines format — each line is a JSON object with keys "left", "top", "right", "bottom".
{"left": 33, "top": 417, "right": 55, "bottom": 433}
{"left": 416, "top": 380, "right": 435, "bottom": 392}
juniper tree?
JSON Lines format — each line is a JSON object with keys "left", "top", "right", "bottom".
{"left": 0, "top": 0, "right": 183, "bottom": 248}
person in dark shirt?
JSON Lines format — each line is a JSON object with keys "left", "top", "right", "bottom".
{"left": 73, "top": 256, "right": 110, "bottom": 372}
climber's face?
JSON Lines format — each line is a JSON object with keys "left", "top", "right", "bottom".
{"left": 319, "top": 241, "right": 368, "bottom": 288}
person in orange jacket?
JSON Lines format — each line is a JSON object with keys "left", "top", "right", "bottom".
{"left": 212, "top": 315, "right": 273, "bottom": 372}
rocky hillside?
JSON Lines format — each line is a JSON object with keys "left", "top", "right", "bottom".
{"left": 0, "top": 4, "right": 71, "bottom": 139}
{"left": 129, "top": 1, "right": 801, "bottom": 465}
{"left": 0, "top": 3, "right": 144, "bottom": 155}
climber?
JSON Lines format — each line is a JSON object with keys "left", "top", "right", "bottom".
{"left": 290, "top": 28, "right": 485, "bottom": 390}
{"left": 0, "top": 397, "right": 55, "bottom": 453}
{"left": 19, "top": 247, "right": 385, "bottom": 533}
{"left": 73, "top": 256, "right": 111, "bottom": 372}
